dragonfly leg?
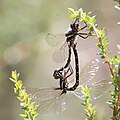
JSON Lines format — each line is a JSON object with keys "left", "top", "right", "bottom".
{"left": 78, "top": 34, "right": 89, "bottom": 39}
{"left": 77, "top": 21, "right": 92, "bottom": 39}
{"left": 79, "top": 21, "right": 87, "bottom": 30}
{"left": 78, "top": 30, "right": 91, "bottom": 39}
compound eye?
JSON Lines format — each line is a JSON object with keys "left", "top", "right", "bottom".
{"left": 70, "top": 23, "right": 73, "bottom": 29}
{"left": 53, "top": 70, "right": 60, "bottom": 79}
{"left": 76, "top": 23, "right": 79, "bottom": 29}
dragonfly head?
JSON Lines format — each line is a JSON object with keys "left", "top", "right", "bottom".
{"left": 70, "top": 19, "right": 79, "bottom": 32}
{"left": 53, "top": 70, "right": 63, "bottom": 79}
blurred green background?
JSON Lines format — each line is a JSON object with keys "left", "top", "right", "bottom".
{"left": 0, "top": 0, "right": 119, "bottom": 120}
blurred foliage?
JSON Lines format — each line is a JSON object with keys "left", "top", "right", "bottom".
{"left": 113, "top": 0, "right": 120, "bottom": 24}
{"left": 69, "top": 7, "right": 120, "bottom": 120}
{"left": 81, "top": 86, "right": 96, "bottom": 120}
{"left": 10, "top": 71, "right": 39, "bottom": 120}
{"left": 0, "top": 0, "right": 120, "bottom": 120}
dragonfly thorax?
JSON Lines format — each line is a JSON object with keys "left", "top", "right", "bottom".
{"left": 65, "top": 20, "right": 80, "bottom": 45}
{"left": 65, "top": 31, "right": 77, "bottom": 46}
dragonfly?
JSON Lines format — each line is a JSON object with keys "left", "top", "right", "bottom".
{"left": 53, "top": 43, "right": 79, "bottom": 91}
{"left": 26, "top": 44, "right": 111, "bottom": 115}
{"left": 26, "top": 43, "right": 79, "bottom": 115}
{"left": 49, "top": 18, "right": 92, "bottom": 82}
{"left": 46, "top": 18, "right": 92, "bottom": 65}
{"left": 26, "top": 64, "right": 73, "bottom": 115}
{"left": 73, "top": 58, "right": 112, "bottom": 100}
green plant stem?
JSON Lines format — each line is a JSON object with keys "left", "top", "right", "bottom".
{"left": 93, "top": 23, "right": 120, "bottom": 120}
{"left": 81, "top": 86, "right": 96, "bottom": 120}
{"left": 93, "top": 26, "right": 120, "bottom": 120}
{"left": 10, "top": 71, "right": 39, "bottom": 120}
{"left": 80, "top": 9, "right": 120, "bottom": 119}
{"left": 68, "top": 8, "right": 120, "bottom": 119}
{"left": 93, "top": 27, "right": 115, "bottom": 78}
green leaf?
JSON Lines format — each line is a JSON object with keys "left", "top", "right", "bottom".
{"left": 12, "top": 71, "right": 18, "bottom": 80}
{"left": 10, "top": 70, "right": 39, "bottom": 120}
{"left": 99, "top": 28, "right": 105, "bottom": 38}
{"left": 91, "top": 106, "right": 96, "bottom": 111}
{"left": 91, "top": 17, "right": 96, "bottom": 25}
{"left": 79, "top": 8, "right": 83, "bottom": 14}
{"left": 81, "top": 12, "right": 86, "bottom": 19}
{"left": 9, "top": 78, "right": 16, "bottom": 83}
{"left": 87, "top": 12, "right": 92, "bottom": 17}
{"left": 88, "top": 26, "right": 94, "bottom": 32}
{"left": 102, "top": 37, "right": 109, "bottom": 47}
{"left": 101, "top": 55, "right": 105, "bottom": 59}
{"left": 16, "top": 80, "right": 22, "bottom": 89}
{"left": 96, "top": 43, "right": 102, "bottom": 48}
{"left": 102, "top": 37, "right": 108, "bottom": 44}
{"left": 33, "top": 105, "right": 39, "bottom": 111}
{"left": 68, "top": 8, "right": 75, "bottom": 15}
{"left": 20, "top": 89, "right": 27, "bottom": 98}
{"left": 85, "top": 16, "right": 90, "bottom": 22}
{"left": 20, "top": 114, "right": 27, "bottom": 118}
{"left": 68, "top": 8, "right": 80, "bottom": 19}
{"left": 106, "top": 51, "right": 111, "bottom": 56}
{"left": 24, "top": 111, "right": 29, "bottom": 118}
{"left": 70, "top": 13, "right": 78, "bottom": 19}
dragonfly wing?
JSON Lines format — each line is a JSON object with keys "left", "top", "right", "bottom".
{"left": 73, "top": 59, "right": 100, "bottom": 100}
{"left": 46, "top": 33, "right": 66, "bottom": 47}
{"left": 73, "top": 79, "right": 111, "bottom": 100}
{"left": 72, "top": 86, "right": 84, "bottom": 100}
{"left": 52, "top": 42, "right": 69, "bottom": 63}
{"left": 26, "top": 87, "right": 70, "bottom": 115}
{"left": 80, "top": 59, "right": 112, "bottom": 86}
{"left": 86, "top": 79, "right": 112, "bottom": 99}
{"left": 80, "top": 59, "right": 100, "bottom": 85}
{"left": 74, "top": 59, "right": 112, "bottom": 100}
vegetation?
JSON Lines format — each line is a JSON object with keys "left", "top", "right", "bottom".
{"left": 81, "top": 86, "right": 96, "bottom": 120}
{"left": 114, "top": 0, "right": 120, "bottom": 24}
{"left": 10, "top": 71, "right": 39, "bottom": 120}
{"left": 68, "top": 7, "right": 120, "bottom": 120}
{"left": 10, "top": 2, "right": 120, "bottom": 120}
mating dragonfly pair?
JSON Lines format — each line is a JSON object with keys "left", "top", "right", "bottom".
{"left": 27, "top": 18, "right": 111, "bottom": 115}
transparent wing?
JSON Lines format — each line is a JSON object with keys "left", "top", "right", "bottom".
{"left": 74, "top": 59, "right": 112, "bottom": 100}
{"left": 26, "top": 87, "right": 70, "bottom": 115}
{"left": 46, "top": 33, "right": 69, "bottom": 63}
{"left": 67, "top": 59, "right": 100, "bottom": 89}
{"left": 74, "top": 79, "right": 111, "bottom": 100}
{"left": 46, "top": 32, "right": 96, "bottom": 63}
{"left": 80, "top": 59, "right": 100, "bottom": 85}
{"left": 87, "top": 79, "right": 111, "bottom": 99}
{"left": 52, "top": 42, "right": 69, "bottom": 63}
{"left": 46, "top": 33, "right": 66, "bottom": 47}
